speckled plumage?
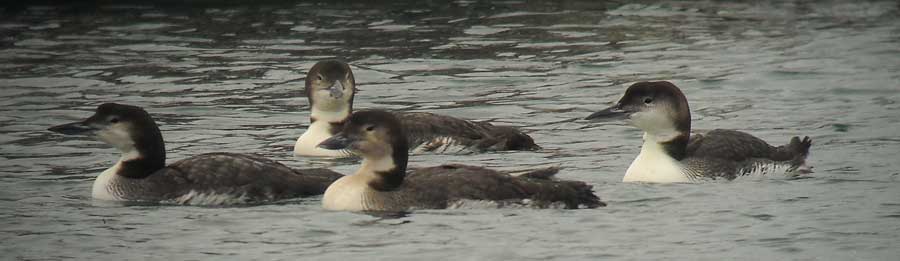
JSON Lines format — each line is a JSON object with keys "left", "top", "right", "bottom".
{"left": 679, "top": 130, "right": 812, "bottom": 180}
{"left": 294, "top": 60, "right": 539, "bottom": 158}
{"left": 398, "top": 111, "right": 539, "bottom": 153}
{"left": 96, "top": 153, "right": 341, "bottom": 204}
{"left": 399, "top": 164, "right": 602, "bottom": 210}
{"left": 320, "top": 110, "right": 602, "bottom": 211}
{"left": 587, "top": 81, "right": 813, "bottom": 182}
{"left": 50, "top": 103, "right": 343, "bottom": 205}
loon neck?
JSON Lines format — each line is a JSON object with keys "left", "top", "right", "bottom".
{"left": 310, "top": 108, "right": 349, "bottom": 134}
{"left": 310, "top": 101, "right": 351, "bottom": 121}
{"left": 114, "top": 147, "right": 164, "bottom": 179}
{"left": 116, "top": 128, "right": 166, "bottom": 178}
{"left": 643, "top": 131, "right": 690, "bottom": 161}
{"left": 357, "top": 151, "right": 407, "bottom": 192}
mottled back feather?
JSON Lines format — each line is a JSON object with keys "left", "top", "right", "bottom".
{"left": 396, "top": 164, "right": 603, "bottom": 209}
{"left": 395, "top": 112, "right": 539, "bottom": 152}
{"left": 683, "top": 129, "right": 812, "bottom": 179}
{"left": 139, "top": 153, "right": 342, "bottom": 203}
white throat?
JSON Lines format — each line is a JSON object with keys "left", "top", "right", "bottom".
{"left": 622, "top": 133, "right": 690, "bottom": 183}
{"left": 645, "top": 129, "right": 681, "bottom": 143}
{"left": 322, "top": 155, "right": 398, "bottom": 211}
{"left": 629, "top": 110, "right": 682, "bottom": 142}
{"left": 92, "top": 149, "right": 141, "bottom": 201}
{"left": 293, "top": 108, "right": 352, "bottom": 157}
{"left": 310, "top": 107, "right": 350, "bottom": 123}
{"left": 357, "top": 156, "right": 397, "bottom": 175}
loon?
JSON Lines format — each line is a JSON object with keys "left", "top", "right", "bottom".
{"left": 293, "top": 60, "right": 540, "bottom": 157}
{"left": 316, "top": 110, "right": 604, "bottom": 211}
{"left": 585, "top": 81, "right": 812, "bottom": 183}
{"left": 48, "top": 103, "right": 343, "bottom": 205}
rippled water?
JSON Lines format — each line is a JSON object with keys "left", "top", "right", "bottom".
{"left": 2, "top": 1, "right": 899, "bottom": 259}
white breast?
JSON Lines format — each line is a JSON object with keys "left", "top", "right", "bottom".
{"left": 294, "top": 121, "right": 350, "bottom": 157}
{"left": 623, "top": 140, "right": 691, "bottom": 183}
{"left": 92, "top": 151, "right": 142, "bottom": 201}
{"left": 92, "top": 162, "right": 122, "bottom": 201}
{"left": 322, "top": 174, "right": 371, "bottom": 211}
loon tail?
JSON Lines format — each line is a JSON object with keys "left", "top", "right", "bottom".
{"left": 509, "top": 166, "right": 560, "bottom": 179}
{"left": 771, "top": 136, "right": 813, "bottom": 175}
{"left": 568, "top": 180, "right": 605, "bottom": 208}
{"left": 502, "top": 130, "right": 542, "bottom": 151}
{"left": 476, "top": 123, "right": 541, "bottom": 151}
{"left": 512, "top": 166, "right": 605, "bottom": 209}
{"left": 772, "top": 136, "right": 812, "bottom": 161}
{"left": 789, "top": 136, "right": 812, "bottom": 157}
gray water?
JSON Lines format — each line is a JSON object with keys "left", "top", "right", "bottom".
{"left": 2, "top": 1, "right": 899, "bottom": 260}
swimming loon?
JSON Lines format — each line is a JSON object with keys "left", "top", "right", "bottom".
{"left": 315, "top": 110, "right": 604, "bottom": 212}
{"left": 48, "top": 103, "right": 343, "bottom": 205}
{"left": 293, "top": 60, "right": 540, "bottom": 157}
{"left": 585, "top": 81, "right": 812, "bottom": 183}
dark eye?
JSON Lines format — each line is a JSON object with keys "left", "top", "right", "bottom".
{"left": 110, "top": 118, "right": 119, "bottom": 123}
{"left": 316, "top": 75, "right": 324, "bottom": 81}
{"left": 643, "top": 97, "right": 653, "bottom": 104}
{"left": 365, "top": 125, "right": 375, "bottom": 131}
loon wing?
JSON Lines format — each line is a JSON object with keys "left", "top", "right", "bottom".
{"left": 157, "top": 152, "right": 340, "bottom": 203}
{"left": 395, "top": 112, "right": 538, "bottom": 152}
{"left": 397, "top": 112, "right": 487, "bottom": 145}
{"left": 405, "top": 164, "right": 603, "bottom": 209}
{"left": 686, "top": 129, "right": 777, "bottom": 161}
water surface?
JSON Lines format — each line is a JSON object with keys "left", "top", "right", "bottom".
{"left": 2, "top": 1, "right": 899, "bottom": 260}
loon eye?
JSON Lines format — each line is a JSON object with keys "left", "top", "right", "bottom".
{"left": 110, "top": 118, "right": 119, "bottom": 123}
{"left": 643, "top": 97, "right": 653, "bottom": 104}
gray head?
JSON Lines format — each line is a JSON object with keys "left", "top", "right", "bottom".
{"left": 318, "top": 110, "right": 408, "bottom": 191}
{"left": 305, "top": 60, "right": 356, "bottom": 118}
{"left": 586, "top": 81, "right": 691, "bottom": 139}
{"left": 48, "top": 103, "right": 166, "bottom": 177}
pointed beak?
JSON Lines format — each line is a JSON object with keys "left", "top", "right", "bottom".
{"left": 585, "top": 104, "right": 628, "bottom": 121}
{"left": 318, "top": 133, "right": 353, "bottom": 150}
{"left": 329, "top": 81, "right": 344, "bottom": 99}
{"left": 48, "top": 121, "right": 96, "bottom": 135}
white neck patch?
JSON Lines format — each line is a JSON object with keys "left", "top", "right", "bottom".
{"left": 622, "top": 133, "right": 690, "bottom": 183}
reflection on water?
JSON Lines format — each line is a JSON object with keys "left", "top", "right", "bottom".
{"left": 2, "top": 0, "right": 899, "bottom": 260}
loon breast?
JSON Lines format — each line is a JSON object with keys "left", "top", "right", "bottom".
{"left": 623, "top": 141, "right": 691, "bottom": 183}
{"left": 322, "top": 174, "right": 376, "bottom": 211}
{"left": 92, "top": 162, "right": 124, "bottom": 201}
{"left": 294, "top": 121, "right": 351, "bottom": 157}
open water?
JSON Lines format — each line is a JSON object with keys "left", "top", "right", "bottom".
{"left": 1, "top": 1, "right": 899, "bottom": 260}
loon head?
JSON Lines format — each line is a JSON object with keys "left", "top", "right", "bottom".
{"left": 48, "top": 103, "right": 166, "bottom": 176}
{"left": 586, "top": 81, "right": 691, "bottom": 140}
{"left": 318, "top": 110, "right": 408, "bottom": 191}
{"left": 305, "top": 60, "right": 356, "bottom": 122}
{"left": 49, "top": 103, "right": 164, "bottom": 153}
